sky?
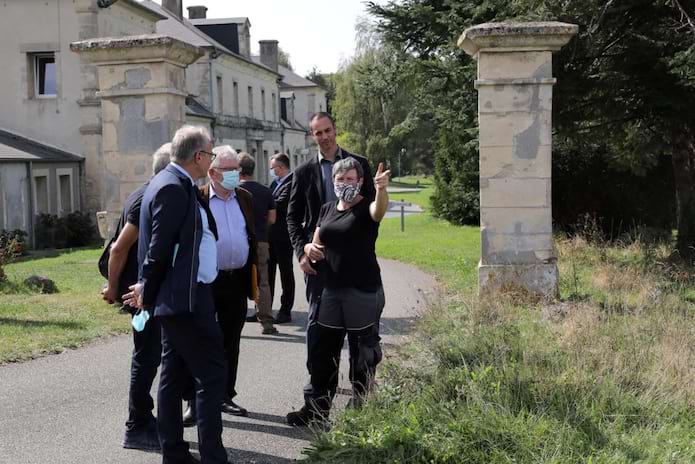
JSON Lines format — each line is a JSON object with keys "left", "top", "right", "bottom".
{"left": 173, "top": 0, "right": 385, "bottom": 77}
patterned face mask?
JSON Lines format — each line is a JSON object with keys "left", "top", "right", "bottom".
{"left": 334, "top": 181, "right": 361, "bottom": 202}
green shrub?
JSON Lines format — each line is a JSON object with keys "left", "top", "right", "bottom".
{"left": 34, "top": 212, "right": 98, "bottom": 249}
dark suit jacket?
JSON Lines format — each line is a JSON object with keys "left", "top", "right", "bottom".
{"left": 268, "top": 172, "right": 293, "bottom": 245}
{"left": 138, "top": 164, "right": 218, "bottom": 316}
{"left": 287, "top": 148, "right": 375, "bottom": 259}
{"left": 199, "top": 183, "right": 257, "bottom": 300}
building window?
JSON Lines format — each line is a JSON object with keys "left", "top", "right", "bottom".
{"left": 271, "top": 93, "right": 277, "bottom": 121}
{"left": 32, "top": 53, "right": 57, "bottom": 97}
{"left": 307, "top": 93, "right": 316, "bottom": 120}
{"left": 280, "top": 98, "right": 287, "bottom": 121}
{"left": 216, "top": 76, "right": 223, "bottom": 113}
{"left": 261, "top": 88, "right": 266, "bottom": 121}
{"left": 57, "top": 169, "right": 74, "bottom": 216}
{"left": 233, "top": 81, "right": 239, "bottom": 116}
{"left": 247, "top": 86, "right": 254, "bottom": 117}
{"left": 33, "top": 170, "right": 50, "bottom": 214}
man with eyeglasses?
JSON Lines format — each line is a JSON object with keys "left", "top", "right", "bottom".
{"left": 182, "top": 145, "right": 257, "bottom": 425}
{"left": 123, "top": 126, "right": 229, "bottom": 464}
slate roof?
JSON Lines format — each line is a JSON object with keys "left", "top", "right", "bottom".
{"left": 0, "top": 129, "right": 83, "bottom": 162}
{"left": 186, "top": 96, "right": 215, "bottom": 120}
{"left": 137, "top": 1, "right": 279, "bottom": 76}
{"left": 249, "top": 57, "right": 321, "bottom": 89}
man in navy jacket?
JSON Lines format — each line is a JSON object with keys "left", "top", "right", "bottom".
{"left": 126, "top": 125, "right": 229, "bottom": 464}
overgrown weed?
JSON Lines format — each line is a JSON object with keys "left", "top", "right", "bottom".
{"left": 305, "top": 236, "right": 695, "bottom": 463}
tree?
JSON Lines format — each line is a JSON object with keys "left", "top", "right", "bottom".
{"left": 278, "top": 46, "right": 293, "bottom": 70}
{"left": 331, "top": 19, "right": 436, "bottom": 174}
{"left": 305, "top": 67, "right": 336, "bottom": 114}
{"left": 367, "top": 0, "right": 695, "bottom": 257}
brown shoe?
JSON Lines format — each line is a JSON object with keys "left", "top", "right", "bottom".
{"left": 262, "top": 326, "right": 279, "bottom": 335}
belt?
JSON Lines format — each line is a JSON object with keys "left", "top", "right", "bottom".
{"left": 218, "top": 268, "right": 243, "bottom": 276}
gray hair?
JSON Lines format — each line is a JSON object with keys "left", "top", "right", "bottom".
{"left": 210, "top": 145, "right": 238, "bottom": 169}
{"left": 332, "top": 157, "right": 363, "bottom": 180}
{"left": 237, "top": 152, "right": 255, "bottom": 176}
{"left": 170, "top": 125, "right": 212, "bottom": 164}
{"left": 152, "top": 142, "right": 171, "bottom": 175}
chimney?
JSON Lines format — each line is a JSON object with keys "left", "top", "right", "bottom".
{"left": 187, "top": 5, "right": 208, "bottom": 19}
{"left": 238, "top": 20, "right": 251, "bottom": 57}
{"left": 162, "top": 0, "right": 182, "bottom": 19}
{"left": 259, "top": 40, "right": 279, "bottom": 73}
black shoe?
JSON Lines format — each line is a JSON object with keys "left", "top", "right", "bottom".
{"left": 274, "top": 311, "right": 292, "bottom": 324}
{"left": 182, "top": 400, "right": 196, "bottom": 427}
{"left": 221, "top": 399, "right": 248, "bottom": 417}
{"left": 262, "top": 325, "right": 279, "bottom": 335}
{"left": 122, "top": 424, "right": 160, "bottom": 451}
{"left": 245, "top": 314, "right": 258, "bottom": 322}
{"left": 286, "top": 405, "right": 326, "bottom": 427}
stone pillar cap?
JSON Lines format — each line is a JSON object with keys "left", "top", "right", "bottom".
{"left": 458, "top": 21, "right": 578, "bottom": 56}
{"left": 70, "top": 34, "right": 203, "bottom": 66}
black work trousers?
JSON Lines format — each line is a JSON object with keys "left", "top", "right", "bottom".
{"left": 303, "top": 273, "right": 365, "bottom": 401}
{"left": 268, "top": 240, "right": 295, "bottom": 313}
{"left": 125, "top": 312, "right": 161, "bottom": 432}
{"left": 157, "top": 284, "right": 227, "bottom": 464}
{"left": 213, "top": 269, "right": 248, "bottom": 400}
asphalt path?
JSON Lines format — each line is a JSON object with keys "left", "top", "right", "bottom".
{"left": 0, "top": 258, "right": 437, "bottom": 464}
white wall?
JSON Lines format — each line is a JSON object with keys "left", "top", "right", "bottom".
{"left": 0, "top": 163, "right": 30, "bottom": 231}
{"left": 0, "top": 0, "right": 155, "bottom": 155}
{"left": 290, "top": 87, "right": 328, "bottom": 128}
{"left": 205, "top": 54, "right": 280, "bottom": 121}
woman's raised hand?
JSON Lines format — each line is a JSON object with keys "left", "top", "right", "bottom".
{"left": 374, "top": 162, "right": 391, "bottom": 191}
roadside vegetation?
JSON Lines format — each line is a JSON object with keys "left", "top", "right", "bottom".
{"left": 0, "top": 247, "right": 127, "bottom": 363}
{"left": 304, "top": 203, "right": 695, "bottom": 462}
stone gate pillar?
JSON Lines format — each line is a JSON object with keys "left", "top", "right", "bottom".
{"left": 458, "top": 22, "right": 577, "bottom": 298}
{"left": 70, "top": 35, "right": 202, "bottom": 237}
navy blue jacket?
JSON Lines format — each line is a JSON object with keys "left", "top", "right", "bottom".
{"left": 138, "top": 164, "right": 212, "bottom": 316}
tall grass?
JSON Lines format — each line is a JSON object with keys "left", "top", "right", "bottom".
{"left": 304, "top": 230, "right": 695, "bottom": 462}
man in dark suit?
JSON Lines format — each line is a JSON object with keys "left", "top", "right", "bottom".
{"left": 101, "top": 143, "right": 170, "bottom": 452}
{"left": 197, "top": 145, "right": 257, "bottom": 419}
{"left": 286, "top": 112, "right": 376, "bottom": 425}
{"left": 124, "top": 126, "right": 228, "bottom": 464}
{"left": 268, "top": 153, "right": 295, "bottom": 324}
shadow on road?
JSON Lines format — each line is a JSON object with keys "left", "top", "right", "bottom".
{"left": 0, "top": 317, "right": 85, "bottom": 330}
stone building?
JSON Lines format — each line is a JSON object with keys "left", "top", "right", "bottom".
{"left": 0, "top": 0, "right": 327, "bottom": 244}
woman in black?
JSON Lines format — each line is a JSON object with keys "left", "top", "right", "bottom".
{"left": 287, "top": 157, "right": 390, "bottom": 426}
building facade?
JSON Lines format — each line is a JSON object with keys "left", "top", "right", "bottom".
{"left": 0, "top": 0, "right": 328, "bottom": 244}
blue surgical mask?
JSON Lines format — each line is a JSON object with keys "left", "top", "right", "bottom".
{"left": 269, "top": 169, "right": 278, "bottom": 181}
{"left": 131, "top": 309, "right": 150, "bottom": 332}
{"left": 221, "top": 170, "right": 240, "bottom": 190}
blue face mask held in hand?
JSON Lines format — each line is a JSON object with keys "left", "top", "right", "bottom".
{"left": 131, "top": 309, "right": 150, "bottom": 332}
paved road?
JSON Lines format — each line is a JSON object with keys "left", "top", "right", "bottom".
{"left": 0, "top": 258, "right": 437, "bottom": 464}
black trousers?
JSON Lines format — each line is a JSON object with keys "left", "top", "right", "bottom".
{"left": 126, "top": 312, "right": 161, "bottom": 432}
{"left": 268, "top": 240, "right": 295, "bottom": 313}
{"left": 212, "top": 270, "right": 248, "bottom": 400}
{"left": 157, "top": 284, "right": 227, "bottom": 464}
{"left": 304, "top": 323, "right": 378, "bottom": 412}
{"left": 303, "top": 273, "right": 364, "bottom": 399}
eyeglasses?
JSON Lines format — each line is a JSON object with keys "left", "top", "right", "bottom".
{"left": 198, "top": 150, "right": 217, "bottom": 162}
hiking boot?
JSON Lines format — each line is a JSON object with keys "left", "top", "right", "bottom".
{"left": 286, "top": 405, "right": 327, "bottom": 427}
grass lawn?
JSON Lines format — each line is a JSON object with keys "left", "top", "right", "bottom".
{"left": 305, "top": 212, "right": 695, "bottom": 462}
{"left": 0, "top": 247, "right": 129, "bottom": 363}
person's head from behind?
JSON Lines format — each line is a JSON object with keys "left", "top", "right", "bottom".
{"left": 270, "top": 153, "right": 290, "bottom": 179}
{"left": 152, "top": 142, "right": 171, "bottom": 176}
{"left": 332, "top": 157, "right": 363, "bottom": 203}
{"left": 209, "top": 145, "right": 240, "bottom": 192}
{"left": 310, "top": 112, "right": 337, "bottom": 156}
{"left": 170, "top": 125, "right": 214, "bottom": 180}
{"left": 237, "top": 152, "right": 256, "bottom": 179}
